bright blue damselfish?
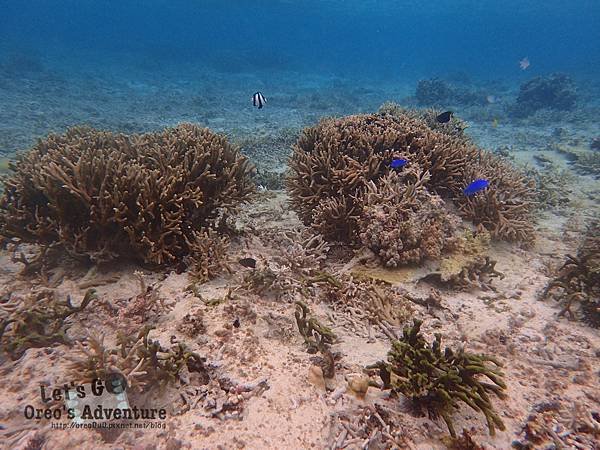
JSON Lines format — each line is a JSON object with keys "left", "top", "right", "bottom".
{"left": 390, "top": 158, "right": 408, "bottom": 169}
{"left": 463, "top": 179, "right": 490, "bottom": 196}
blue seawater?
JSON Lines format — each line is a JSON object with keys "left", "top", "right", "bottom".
{"left": 0, "top": 0, "right": 598, "bottom": 153}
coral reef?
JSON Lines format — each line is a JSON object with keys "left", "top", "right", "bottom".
{"left": 185, "top": 229, "right": 231, "bottom": 283}
{"left": 367, "top": 319, "right": 507, "bottom": 437}
{"left": 0, "top": 288, "right": 96, "bottom": 359}
{"left": 287, "top": 112, "right": 536, "bottom": 249}
{"left": 543, "top": 219, "right": 600, "bottom": 327}
{"left": 454, "top": 152, "right": 536, "bottom": 243}
{"left": 510, "top": 73, "right": 577, "bottom": 117}
{"left": 67, "top": 326, "right": 208, "bottom": 393}
{"left": 0, "top": 124, "right": 255, "bottom": 265}
{"left": 415, "top": 78, "right": 487, "bottom": 107}
{"left": 359, "top": 170, "right": 460, "bottom": 266}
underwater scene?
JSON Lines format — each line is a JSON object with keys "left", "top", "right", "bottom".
{"left": 1, "top": 0, "right": 599, "bottom": 448}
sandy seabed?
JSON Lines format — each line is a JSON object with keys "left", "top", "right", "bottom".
{"left": 0, "top": 188, "right": 598, "bottom": 450}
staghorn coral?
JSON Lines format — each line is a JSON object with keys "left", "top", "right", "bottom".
{"left": 455, "top": 151, "right": 536, "bottom": 244}
{"left": 287, "top": 113, "right": 476, "bottom": 242}
{"left": 419, "top": 108, "right": 469, "bottom": 141}
{"left": 367, "top": 319, "right": 507, "bottom": 438}
{"left": 358, "top": 169, "right": 460, "bottom": 266}
{"left": 185, "top": 228, "right": 231, "bottom": 283}
{"left": 0, "top": 124, "right": 255, "bottom": 265}
{"left": 0, "top": 288, "right": 96, "bottom": 359}
{"left": 66, "top": 326, "right": 208, "bottom": 394}
{"left": 543, "top": 219, "right": 600, "bottom": 327}
{"left": 511, "top": 73, "right": 577, "bottom": 117}
{"left": 287, "top": 112, "right": 536, "bottom": 249}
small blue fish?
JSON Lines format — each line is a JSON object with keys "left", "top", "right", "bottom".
{"left": 463, "top": 179, "right": 490, "bottom": 196}
{"left": 390, "top": 158, "right": 408, "bottom": 169}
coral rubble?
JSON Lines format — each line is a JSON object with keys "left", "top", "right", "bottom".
{"left": 0, "top": 288, "right": 96, "bottom": 359}
{"left": 367, "top": 319, "right": 507, "bottom": 437}
{"left": 0, "top": 124, "right": 255, "bottom": 265}
{"left": 322, "top": 275, "right": 413, "bottom": 338}
{"left": 555, "top": 143, "right": 600, "bottom": 178}
{"left": 510, "top": 73, "right": 577, "bottom": 117}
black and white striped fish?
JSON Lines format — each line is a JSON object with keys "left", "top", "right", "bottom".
{"left": 252, "top": 91, "right": 267, "bottom": 109}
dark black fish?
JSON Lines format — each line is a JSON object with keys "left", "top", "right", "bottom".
{"left": 436, "top": 111, "right": 453, "bottom": 123}
{"left": 252, "top": 92, "right": 267, "bottom": 109}
{"left": 239, "top": 257, "right": 256, "bottom": 268}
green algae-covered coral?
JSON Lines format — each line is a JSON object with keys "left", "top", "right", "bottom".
{"left": 287, "top": 112, "right": 536, "bottom": 250}
{"left": 294, "top": 300, "right": 336, "bottom": 352}
{"left": 543, "top": 219, "right": 600, "bottom": 327}
{"left": 0, "top": 124, "right": 255, "bottom": 265}
{"left": 0, "top": 288, "right": 96, "bottom": 359}
{"left": 368, "top": 319, "right": 507, "bottom": 437}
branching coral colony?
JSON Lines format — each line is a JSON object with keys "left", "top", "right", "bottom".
{"left": 286, "top": 112, "right": 536, "bottom": 261}
{"left": 543, "top": 219, "right": 600, "bottom": 327}
{"left": 0, "top": 124, "right": 255, "bottom": 266}
{"left": 67, "top": 326, "right": 207, "bottom": 394}
{"left": 367, "top": 319, "right": 507, "bottom": 438}
{"left": 0, "top": 289, "right": 96, "bottom": 359}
